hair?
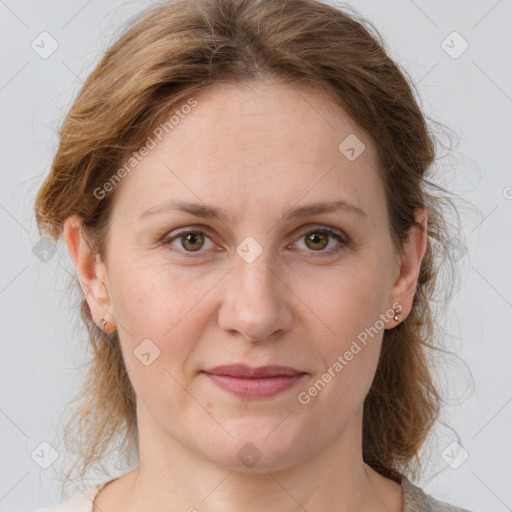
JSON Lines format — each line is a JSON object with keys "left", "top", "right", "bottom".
{"left": 34, "top": 0, "right": 466, "bottom": 494}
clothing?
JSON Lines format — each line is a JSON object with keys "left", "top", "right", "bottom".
{"left": 34, "top": 473, "right": 472, "bottom": 511}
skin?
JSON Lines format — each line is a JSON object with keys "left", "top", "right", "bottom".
{"left": 64, "top": 78, "right": 427, "bottom": 512}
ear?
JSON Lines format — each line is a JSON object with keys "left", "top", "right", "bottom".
{"left": 63, "top": 215, "right": 116, "bottom": 333}
{"left": 387, "top": 207, "right": 428, "bottom": 326}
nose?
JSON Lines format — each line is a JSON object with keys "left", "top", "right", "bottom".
{"left": 217, "top": 249, "right": 294, "bottom": 342}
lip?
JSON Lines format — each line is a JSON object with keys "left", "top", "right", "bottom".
{"left": 202, "top": 364, "right": 307, "bottom": 398}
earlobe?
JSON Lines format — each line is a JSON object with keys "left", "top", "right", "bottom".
{"left": 63, "top": 215, "right": 115, "bottom": 331}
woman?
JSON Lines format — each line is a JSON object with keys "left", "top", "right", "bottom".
{"left": 33, "top": 0, "right": 472, "bottom": 510}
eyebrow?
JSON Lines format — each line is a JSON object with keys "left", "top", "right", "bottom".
{"left": 138, "top": 199, "right": 366, "bottom": 222}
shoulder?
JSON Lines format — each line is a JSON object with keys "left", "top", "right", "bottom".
{"left": 401, "top": 475, "right": 473, "bottom": 512}
{"left": 32, "top": 481, "right": 107, "bottom": 512}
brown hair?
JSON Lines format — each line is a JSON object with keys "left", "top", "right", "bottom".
{"left": 34, "top": 0, "right": 464, "bottom": 493}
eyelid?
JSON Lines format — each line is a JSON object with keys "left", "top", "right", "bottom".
{"left": 292, "top": 224, "right": 347, "bottom": 242}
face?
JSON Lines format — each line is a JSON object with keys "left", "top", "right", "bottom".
{"left": 69, "top": 79, "right": 423, "bottom": 472}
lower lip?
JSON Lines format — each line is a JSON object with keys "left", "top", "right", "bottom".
{"left": 203, "top": 372, "right": 306, "bottom": 398}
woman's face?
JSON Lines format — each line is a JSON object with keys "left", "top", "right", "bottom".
{"left": 74, "top": 79, "right": 424, "bottom": 472}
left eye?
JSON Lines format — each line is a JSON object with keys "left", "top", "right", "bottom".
{"left": 292, "top": 228, "right": 346, "bottom": 254}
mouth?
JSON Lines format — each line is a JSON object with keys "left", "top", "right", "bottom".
{"left": 201, "top": 364, "right": 307, "bottom": 398}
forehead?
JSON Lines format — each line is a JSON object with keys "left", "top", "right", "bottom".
{"left": 110, "top": 79, "right": 385, "bottom": 223}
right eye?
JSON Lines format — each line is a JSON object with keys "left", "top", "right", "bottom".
{"left": 161, "top": 229, "right": 216, "bottom": 256}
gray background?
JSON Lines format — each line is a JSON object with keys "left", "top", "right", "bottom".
{"left": 0, "top": 1, "right": 511, "bottom": 511}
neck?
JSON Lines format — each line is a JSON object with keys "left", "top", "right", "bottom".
{"left": 114, "top": 407, "right": 401, "bottom": 512}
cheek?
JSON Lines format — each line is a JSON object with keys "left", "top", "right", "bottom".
{"left": 109, "top": 261, "right": 207, "bottom": 414}
{"left": 300, "top": 273, "right": 385, "bottom": 424}
{"left": 109, "top": 257, "right": 219, "bottom": 377}
{"left": 308, "top": 255, "right": 390, "bottom": 340}
{"left": 111, "top": 256, "right": 210, "bottom": 333}
{"left": 296, "top": 251, "right": 390, "bottom": 400}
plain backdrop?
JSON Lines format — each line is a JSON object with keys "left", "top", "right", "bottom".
{"left": 0, "top": 1, "right": 511, "bottom": 511}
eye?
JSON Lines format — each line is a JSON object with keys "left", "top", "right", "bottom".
{"left": 162, "top": 228, "right": 215, "bottom": 254}
{"left": 160, "top": 225, "right": 347, "bottom": 258}
{"left": 292, "top": 226, "right": 347, "bottom": 255}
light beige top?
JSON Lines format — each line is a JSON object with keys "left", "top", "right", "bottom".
{"left": 35, "top": 474, "right": 472, "bottom": 512}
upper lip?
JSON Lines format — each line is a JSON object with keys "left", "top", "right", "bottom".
{"left": 202, "top": 364, "right": 305, "bottom": 378}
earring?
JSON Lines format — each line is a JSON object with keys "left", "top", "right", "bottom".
{"left": 101, "top": 315, "right": 107, "bottom": 331}
{"left": 393, "top": 304, "right": 402, "bottom": 322}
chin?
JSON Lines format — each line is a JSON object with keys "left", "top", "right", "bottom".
{"left": 197, "top": 421, "right": 309, "bottom": 473}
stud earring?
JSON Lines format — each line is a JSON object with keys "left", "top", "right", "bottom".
{"left": 101, "top": 315, "right": 107, "bottom": 331}
{"left": 393, "top": 303, "right": 402, "bottom": 322}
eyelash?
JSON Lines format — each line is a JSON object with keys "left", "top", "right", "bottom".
{"left": 160, "top": 225, "right": 348, "bottom": 258}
